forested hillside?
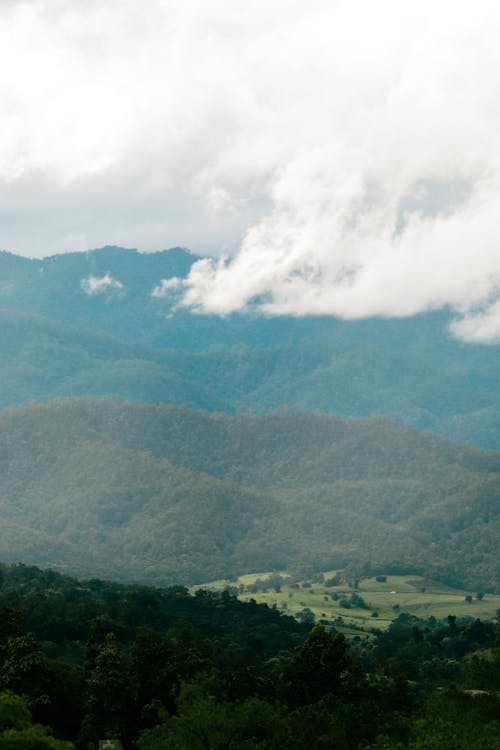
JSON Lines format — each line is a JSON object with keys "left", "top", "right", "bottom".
{"left": 2, "top": 301, "right": 500, "bottom": 448}
{"left": 0, "top": 309, "right": 229, "bottom": 412}
{"left": 2, "top": 246, "right": 500, "bottom": 449}
{"left": 0, "top": 563, "right": 498, "bottom": 749}
{"left": 0, "top": 399, "right": 498, "bottom": 591}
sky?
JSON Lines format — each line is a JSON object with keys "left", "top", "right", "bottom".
{"left": 1, "top": 1, "right": 500, "bottom": 341}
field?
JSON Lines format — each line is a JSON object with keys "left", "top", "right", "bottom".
{"left": 195, "top": 571, "right": 500, "bottom": 632}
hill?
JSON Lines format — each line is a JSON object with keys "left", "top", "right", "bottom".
{"left": 0, "top": 562, "right": 497, "bottom": 750}
{"left": 200, "top": 571, "right": 500, "bottom": 631}
{"left": 0, "top": 245, "right": 333, "bottom": 349}
{"left": 0, "top": 309, "right": 229, "bottom": 412}
{"left": 0, "top": 399, "right": 498, "bottom": 590}
{"left": 1, "top": 303, "right": 500, "bottom": 449}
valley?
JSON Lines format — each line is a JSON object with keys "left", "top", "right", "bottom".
{"left": 2, "top": 8, "right": 500, "bottom": 746}
{"left": 197, "top": 571, "right": 500, "bottom": 631}
{"left": 0, "top": 248, "right": 498, "bottom": 597}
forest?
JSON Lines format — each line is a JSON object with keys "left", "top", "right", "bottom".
{"left": 0, "top": 398, "right": 498, "bottom": 591}
{"left": 0, "top": 563, "right": 498, "bottom": 749}
{"left": 1, "top": 247, "right": 500, "bottom": 450}
{"left": 0, "top": 247, "right": 499, "bottom": 748}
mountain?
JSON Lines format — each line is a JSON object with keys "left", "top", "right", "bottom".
{"left": 0, "top": 398, "right": 498, "bottom": 590}
{"left": 0, "top": 245, "right": 339, "bottom": 349}
{"left": 1, "top": 298, "right": 500, "bottom": 448}
{"left": 0, "top": 309, "right": 229, "bottom": 412}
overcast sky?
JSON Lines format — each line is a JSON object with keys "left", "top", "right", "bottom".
{"left": 1, "top": 1, "right": 500, "bottom": 340}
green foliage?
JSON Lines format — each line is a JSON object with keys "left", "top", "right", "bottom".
{"left": 220, "top": 571, "right": 500, "bottom": 638}
{"left": 0, "top": 400, "right": 498, "bottom": 591}
{"left": 0, "top": 693, "right": 31, "bottom": 731}
{"left": 469, "top": 635, "right": 500, "bottom": 689}
{"left": 80, "top": 633, "right": 134, "bottom": 744}
{"left": 0, "top": 564, "right": 497, "bottom": 749}
{"left": 0, "top": 565, "right": 307, "bottom": 746}
{"left": 287, "top": 624, "right": 349, "bottom": 706}
{"left": 402, "top": 688, "right": 500, "bottom": 750}
{"left": 0, "top": 634, "right": 45, "bottom": 702}
{"left": 137, "top": 687, "right": 287, "bottom": 750}
{"left": 1, "top": 247, "right": 500, "bottom": 450}
{"left": 0, "top": 692, "right": 74, "bottom": 750}
{"left": 0, "top": 724, "right": 75, "bottom": 750}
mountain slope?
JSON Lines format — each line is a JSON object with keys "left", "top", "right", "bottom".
{"left": 0, "top": 399, "right": 498, "bottom": 590}
{"left": 0, "top": 309, "right": 229, "bottom": 411}
{"left": 2, "top": 304, "right": 500, "bottom": 449}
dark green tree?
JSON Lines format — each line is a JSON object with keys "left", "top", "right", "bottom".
{"left": 287, "top": 623, "right": 349, "bottom": 707}
{"left": 80, "top": 633, "right": 134, "bottom": 747}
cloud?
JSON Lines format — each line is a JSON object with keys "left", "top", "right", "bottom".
{"left": 176, "top": 1, "right": 500, "bottom": 343}
{"left": 1, "top": 1, "right": 500, "bottom": 340}
{"left": 80, "top": 274, "right": 124, "bottom": 296}
{"left": 151, "top": 277, "right": 183, "bottom": 298}
{"left": 450, "top": 299, "right": 500, "bottom": 344}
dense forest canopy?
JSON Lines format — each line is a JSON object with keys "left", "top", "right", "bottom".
{"left": 1, "top": 247, "right": 500, "bottom": 449}
{"left": 0, "top": 563, "right": 498, "bottom": 749}
{"left": 0, "top": 398, "right": 498, "bottom": 591}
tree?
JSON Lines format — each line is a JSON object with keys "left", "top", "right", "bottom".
{"left": 80, "top": 633, "right": 134, "bottom": 747}
{"left": 287, "top": 623, "right": 349, "bottom": 707}
{"left": 137, "top": 682, "right": 286, "bottom": 750}
{"left": 131, "top": 631, "right": 176, "bottom": 729}
{"left": 296, "top": 608, "right": 315, "bottom": 627}
{"left": 0, "top": 634, "right": 45, "bottom": 705}
{"left": 0, "top": 691, "right": 75, "bottom": 749}
{"left": 0, "top": 610, "right": 23, "bottom": 646}
{"left": 0, "top": 692, "right": 31, "bottom": 731}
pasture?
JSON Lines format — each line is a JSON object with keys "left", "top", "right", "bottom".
{"left": 195, "top": 571, "right": 500, "bottom": 631}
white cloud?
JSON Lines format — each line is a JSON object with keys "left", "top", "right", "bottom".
{"left": 1, "top": 1, "right": 500, "bottom": 340}
{"left": 80, "top": 274, "right": 124, "bottom": 296}
{"left": 450, "top": 299, "right": 500, "bottom": 343}
{"left": 151, "top": 277, "right": 183, "bottom": 298}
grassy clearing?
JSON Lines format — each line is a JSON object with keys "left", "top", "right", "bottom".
{"left": 194, "top": 572, "right": 500, "bottom": 632}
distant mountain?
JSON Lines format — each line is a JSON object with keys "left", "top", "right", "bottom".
{"left": 0, "top": 399, "right": 498, "bottom": 591}
{"left": 1, "top": 300, "right": 500, "bottom": 448}
{"left": 0, "top": 309, "right": 229, "bottom": 411}
{"left": 0, "top": 245, "right": 341, "bottom": 349}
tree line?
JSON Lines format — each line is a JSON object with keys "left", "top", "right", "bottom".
{"left": 0, "top": 563, "right": 498, "bottom": 749}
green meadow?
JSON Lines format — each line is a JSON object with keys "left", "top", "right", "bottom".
{"left": 195, "top": 571, "right": 500, "bottom": 631}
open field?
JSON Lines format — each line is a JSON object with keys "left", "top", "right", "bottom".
{"left": 194, "top": 571, "right": 500, "bottom": 631}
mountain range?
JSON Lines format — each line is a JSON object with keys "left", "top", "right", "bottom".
{"left": 1, "top": 246, "right": 500, "bottom": 449}
{"left": 0, "top": 398, "right": 498, "bottom": 590}
{"left": 0, "top": 246, "right": 499, "bottom": 592}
